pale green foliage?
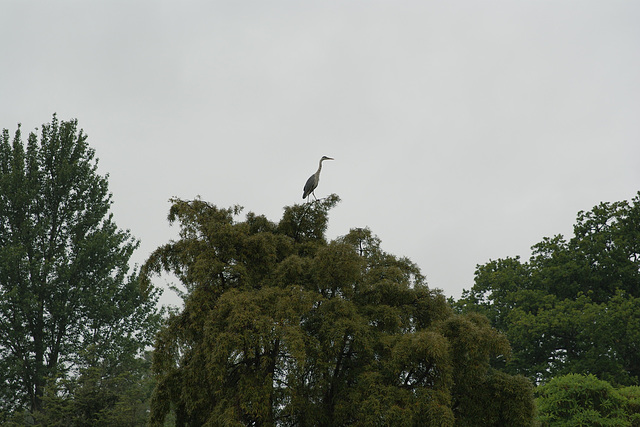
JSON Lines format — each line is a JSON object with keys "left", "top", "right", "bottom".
{"left": 536, "top": 374, "right": 640, "bottom": 426}
{"left": 143, "top": 196, "right": 535, "bottom": 426}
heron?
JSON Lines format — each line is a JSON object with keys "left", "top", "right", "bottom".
{"left": 303, "top": 156, "right": 334, "bottom": 201}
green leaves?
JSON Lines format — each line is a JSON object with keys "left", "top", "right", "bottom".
{"left": 457, "top": 193, "right": 640, "bottom": 385}
{"left": 0, "top": 116, "right": 160, "bottom": 422}
{"left": 144, "top": 196, "right": 535, "bottom": 426}
{"left": 536, "top": 374, "right": 640, "bottom": 426}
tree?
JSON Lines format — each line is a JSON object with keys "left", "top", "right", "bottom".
{"left": 536, "top": 374, "right": 640, "bottom": 426}
{"left": 142, "top": 195, "right": 535, "bottom": 426}
{"left": 27, "top": 350, "right": 155, "bottom": 427}
{"left": 456, "top": 193, "right": 640, "bottom": 385}
{"left": 0, "top": 116, "right": 160, "bottom": 420}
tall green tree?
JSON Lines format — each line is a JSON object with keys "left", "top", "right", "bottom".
{"left": 0, "top": 116, "right": 160, "bottom": 420}
{"left": 457, "top": 193, "right": 640, "bottom": 385}
{"left": 142, "top": 195, "right": 535, "bottom": 426}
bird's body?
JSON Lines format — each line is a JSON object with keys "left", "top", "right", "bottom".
{"left": 303, "top": 156, "right": 333, "bottom": 200}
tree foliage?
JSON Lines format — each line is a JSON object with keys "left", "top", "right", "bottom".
{"left": 5, "top": 350, "right": 155, "bottom": 427}
{"left": 0, "top": 116, "right": 160, "bottom": 421}
{"left": 143, "top": 195, "right": 535, "bottom": 426}
{"left": 536, "top": 374, "right": 640, "bottom": 426}
{"left": 457, "top": 193, "right": 640, "bottom": 385}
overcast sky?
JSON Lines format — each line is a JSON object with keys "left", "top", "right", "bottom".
{"left": 2, "top": 1, "right": 639, "bottom": 306}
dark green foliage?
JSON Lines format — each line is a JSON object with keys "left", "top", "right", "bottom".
{"left": 143, "top": 196, "right": 535, "bottom": 426}
{"left": 536, "top": 374, "right": 640, "bottom": 426}
{"left": 457, "top": 193, "right": 640, "bottom": 385}
{"left": 441, "top": 313, "right": 535, "bottom": 426}
{"left": 0, "top": 116, "right": 160, "bottom": 422}
{"left": 26, "top": 351, "right": 155, "bottom": 427}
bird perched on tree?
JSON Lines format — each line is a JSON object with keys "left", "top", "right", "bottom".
{"left": 303, "top": 156, "right": 334, "bottom": 201}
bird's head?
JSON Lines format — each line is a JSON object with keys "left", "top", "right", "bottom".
{"left": 321, "top": 156, "right": 334, "bottom": 161}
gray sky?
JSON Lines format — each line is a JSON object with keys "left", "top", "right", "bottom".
{"left": 2, "top": 1, "right": 639, "bottom": 307}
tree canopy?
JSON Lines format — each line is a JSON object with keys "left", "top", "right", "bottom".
{"left": 142, "top": 195, "right": 535, "bottom": 426}
{"left": 457, "top": 193, "right": 640, "bottom": 385}
{"left": 536, "top": 374, "right": 640, "bottom": 426}
{"left": 0, "top": 116, "right": 160, "bottom": 423}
